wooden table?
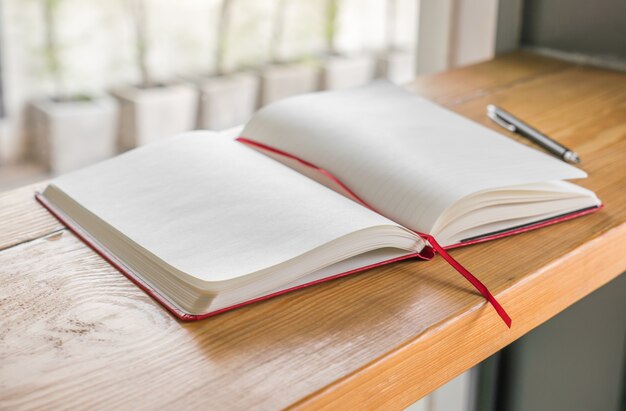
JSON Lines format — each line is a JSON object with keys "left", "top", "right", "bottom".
{"left": 1, "top": 51, "right": 625, "bottom": 410}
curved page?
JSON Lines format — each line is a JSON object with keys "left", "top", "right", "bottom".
{"left": 47, "top": 133, "right": 410, "bottom": 283}
{"left": 241, "top": 82, "right": 588, "bottom": 233}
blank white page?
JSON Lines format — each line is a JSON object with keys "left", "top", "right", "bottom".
{"left": 241, "top": 82, "right": 587, "bottom": 233}
{"left": 49, "top": 132, "right": 403, "bottom": 282}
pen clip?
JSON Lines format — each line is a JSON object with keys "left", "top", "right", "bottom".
{"left": 487, "top": 107, "right": 516, "bottom": 132}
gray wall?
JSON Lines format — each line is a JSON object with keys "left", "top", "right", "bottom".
{"left": 495, "top": 0, "right": 523, "bottom": 55}
{"left": 498, "top": 272, "right": 626, "bottom": 411}
{"left": 520, "top": 0, "right": 626, "bottom": 57}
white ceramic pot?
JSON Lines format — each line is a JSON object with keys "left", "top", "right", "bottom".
{"left": 378, "top": 51, "right": 416, "bottom": 84}
{"left": 196, "top": 72, "right": 259, "bottom": 131}
{"left": 112, "top": 83, "right": 198, "bottom": 150}
{"left": 29, "top": 96, "right": 118, "bottom": 174}
{"left": 321, "top": 55, "right": 377, "bottom": 90}
{"left": 259, "top": 63, "right": 320, "bottom": 106}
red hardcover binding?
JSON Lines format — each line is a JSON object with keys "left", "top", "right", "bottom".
{"left": 235, "top": 137, "right": 602, "bottom": 327}
{"left": 35, "top": 193, "right": 433, "bottom": 321}
{"left": 34, "top": 138, "right": 601, "bottom": 325}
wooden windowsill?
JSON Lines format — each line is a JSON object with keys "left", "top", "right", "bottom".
{"left": 1, "top": 51, "right": 625, "bottom": 410}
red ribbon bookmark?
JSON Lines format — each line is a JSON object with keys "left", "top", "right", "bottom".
{"left": 419, "top": 233, "right": 512, "bottom": 327}
{"left": 237, "top": 137, "right": 512, "bottom": 328}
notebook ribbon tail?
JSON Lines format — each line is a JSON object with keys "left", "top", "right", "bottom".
{"left": 237, "top": 137, "right": 512, "bottom": 328}
{"left": 420, "top": 234, "right": 512, "bottom": 328}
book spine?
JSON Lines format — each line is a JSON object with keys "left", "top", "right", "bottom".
{"left": 236, "top": 136, "right": 515, "bottom": 327}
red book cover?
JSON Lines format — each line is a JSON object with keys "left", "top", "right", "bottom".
{"left": 35, "top": 138, "right": 601, "bottom": 326}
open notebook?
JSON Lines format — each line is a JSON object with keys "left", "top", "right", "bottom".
{"left": 37, "top": 82, "right": 601, "bottom": 325}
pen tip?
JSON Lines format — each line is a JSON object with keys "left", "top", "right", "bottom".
{"left": 564, "top": 151, "right": 581, "bottom": 164}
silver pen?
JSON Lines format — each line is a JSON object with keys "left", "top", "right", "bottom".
{"left": 487, "top": 105, "right": 581, "bottom": 164}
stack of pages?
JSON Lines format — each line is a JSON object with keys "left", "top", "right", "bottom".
{"left": 37, "top": 83, "right": 601, "bottom": 321}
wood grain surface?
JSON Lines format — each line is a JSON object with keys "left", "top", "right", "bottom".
{"left": 1, "top": 52, "right": 625, "bottom": 410}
